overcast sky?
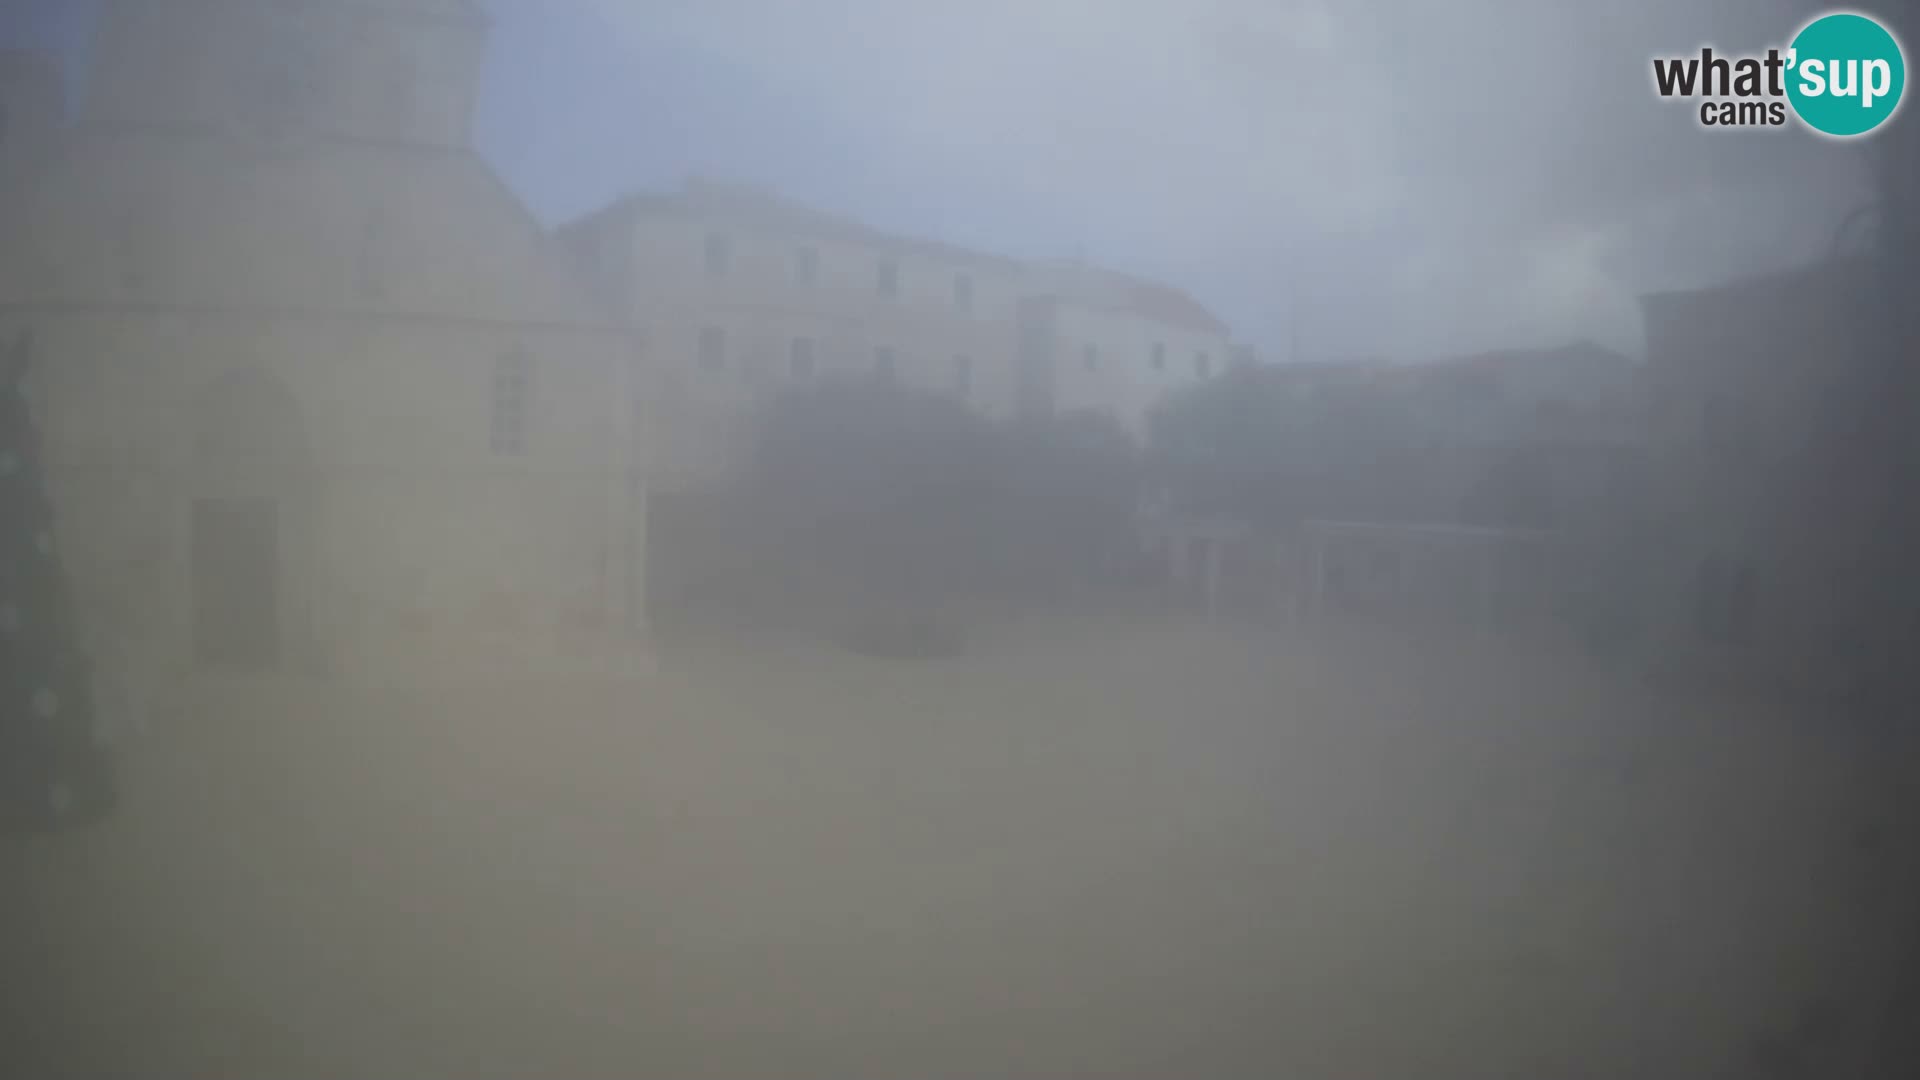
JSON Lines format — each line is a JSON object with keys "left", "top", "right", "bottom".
{"left": 5, "top": 0, "right": 1892, "bottom": 361}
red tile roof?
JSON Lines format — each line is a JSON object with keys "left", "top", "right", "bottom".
{"left": 578, "top": 181, "right": 1231, "bottom": 334}
{"left": 607, "top": 178, "right": 1026, "bottom": 272}
{"left": 1032, "top": 261, "right": 1230, "bottom": 335}
{"left": 1123, "top": 278, "right": 1230, "bottom": 335}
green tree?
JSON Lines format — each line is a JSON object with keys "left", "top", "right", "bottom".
{"left": 1, "top": 330, "right": 116, "bottom": 831}
{"left": 744, "top": 377, "right": 1144, "bottom": 648}
{"left": 995, "top": 409, "right": 1141, "bottom": 598}
{"left": 1146, "top": 362, "right": 1416, "bottom": 529}
{"left": 746, "top": 375, "right": 1000, "bottom": 650}
{"left": 1842, "top": 104, "right": 1920, "bottom": 1080}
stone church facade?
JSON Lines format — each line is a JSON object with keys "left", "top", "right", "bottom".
{"left": 0, "top": 1, "right": 648, "bottom": 687}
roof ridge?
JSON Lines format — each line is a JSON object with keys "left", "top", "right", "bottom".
{"left": 592, "top": 176, "right": 1027, "bottom": 271}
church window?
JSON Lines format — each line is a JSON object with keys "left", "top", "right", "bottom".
{"left": 491, "top": 348, "right": 532, "bottom": 455}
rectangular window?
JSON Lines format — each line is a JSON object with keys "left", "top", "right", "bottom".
{"left": 874, "top": 346, "right": 897, "bottom": 380}
{"left": 1695, "top": 557, "right": 1756, "bottom": 644}
{"left": 699, "top": 326, "right": 726, "bottom": 370}
{"left": 954, "top": 273, "right": 973, "bottom": 312}
{"left": 383, "top": 56, "right": 419, "bottom": 123}
{"left": 354, "top": 208, "right": 387, "bottom": 300}
{"left": 1727, "top": 564, "right": 1756, "bottom": 645}
{"left": 1083, "top": 344, "right": 1099, "bottom": 371}
{"left": 877, "top": 259, "right": 899, "bottom": 298}
{"left": 790, "top": 337, "right": 815, "bottom": 378}
{"left": 1195, "top": 352, "right": 1212, "bottom": 379}
{"left": 491, "top": 349, "right": 531, "bottom": 455}
{"left": 794, "top": 245, "right": 819, "bottom": 285}
{"left": 113, "top": 213, "right": 145, "bottom": 292}
{"left": 1701, "top": 396, "right": 1729, "bottom": 448}
{"left": 1151, "top": 343, "right": 1166, "bottom": 371}
{"left": 953, "top": 354, "right": 972, "bottom": 397}
{"left": 704, "top": 231, "right": 730, "bottom": 277}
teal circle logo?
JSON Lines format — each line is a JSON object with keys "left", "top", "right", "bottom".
{"left": 1787, "top": 12, "right": 1906, "bottom": 137}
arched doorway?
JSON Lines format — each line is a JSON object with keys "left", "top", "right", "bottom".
{"left": 188, "top": 367, "right": 312, "bottom": 671}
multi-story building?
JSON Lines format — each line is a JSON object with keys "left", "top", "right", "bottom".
{"left": 558, "top": 180, "right": 1033, "bottom": 490}
{"left": 555, "top": 182, "right": 1239, "bottom": 622}
{"left": 557, "top": 181, "right": 1238, "bottom": 484}
{"left": 1016, "top": 261, "right": 1234, "bottom": 441}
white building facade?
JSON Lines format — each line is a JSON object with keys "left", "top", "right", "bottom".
{"left": 559, "top": 181, "right": 1032, "bottom": 490}
{"left": 559, "top": 182, "right": 1236, "bottom": 479}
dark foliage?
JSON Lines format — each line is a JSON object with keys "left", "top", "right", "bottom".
{"left": 1, "top": 331, "right": 117, "bottom": 832}
{"left": 1145, "top": 362, "right": 1421, "bottom": 529}
{"left": 739, "top": 377, "right": 1141, "bottom": 649}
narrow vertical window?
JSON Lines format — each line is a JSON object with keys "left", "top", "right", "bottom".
{"left": 491, "top": 348, "right": 532, "bottom": 455}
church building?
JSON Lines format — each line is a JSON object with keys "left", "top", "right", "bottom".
{"left": 0, "top": 0, "right": 649, "bottom": 686}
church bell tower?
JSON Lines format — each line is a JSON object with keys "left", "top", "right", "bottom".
{"left": 86, "top": 0, "right": 489, "bottom": 149}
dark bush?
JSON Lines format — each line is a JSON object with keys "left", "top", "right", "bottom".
{"left": 737, "top": 378, "right": 1141, "bottom": 643}
{"left": 838, "top": 609, "right": 967, "bottom": 660}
